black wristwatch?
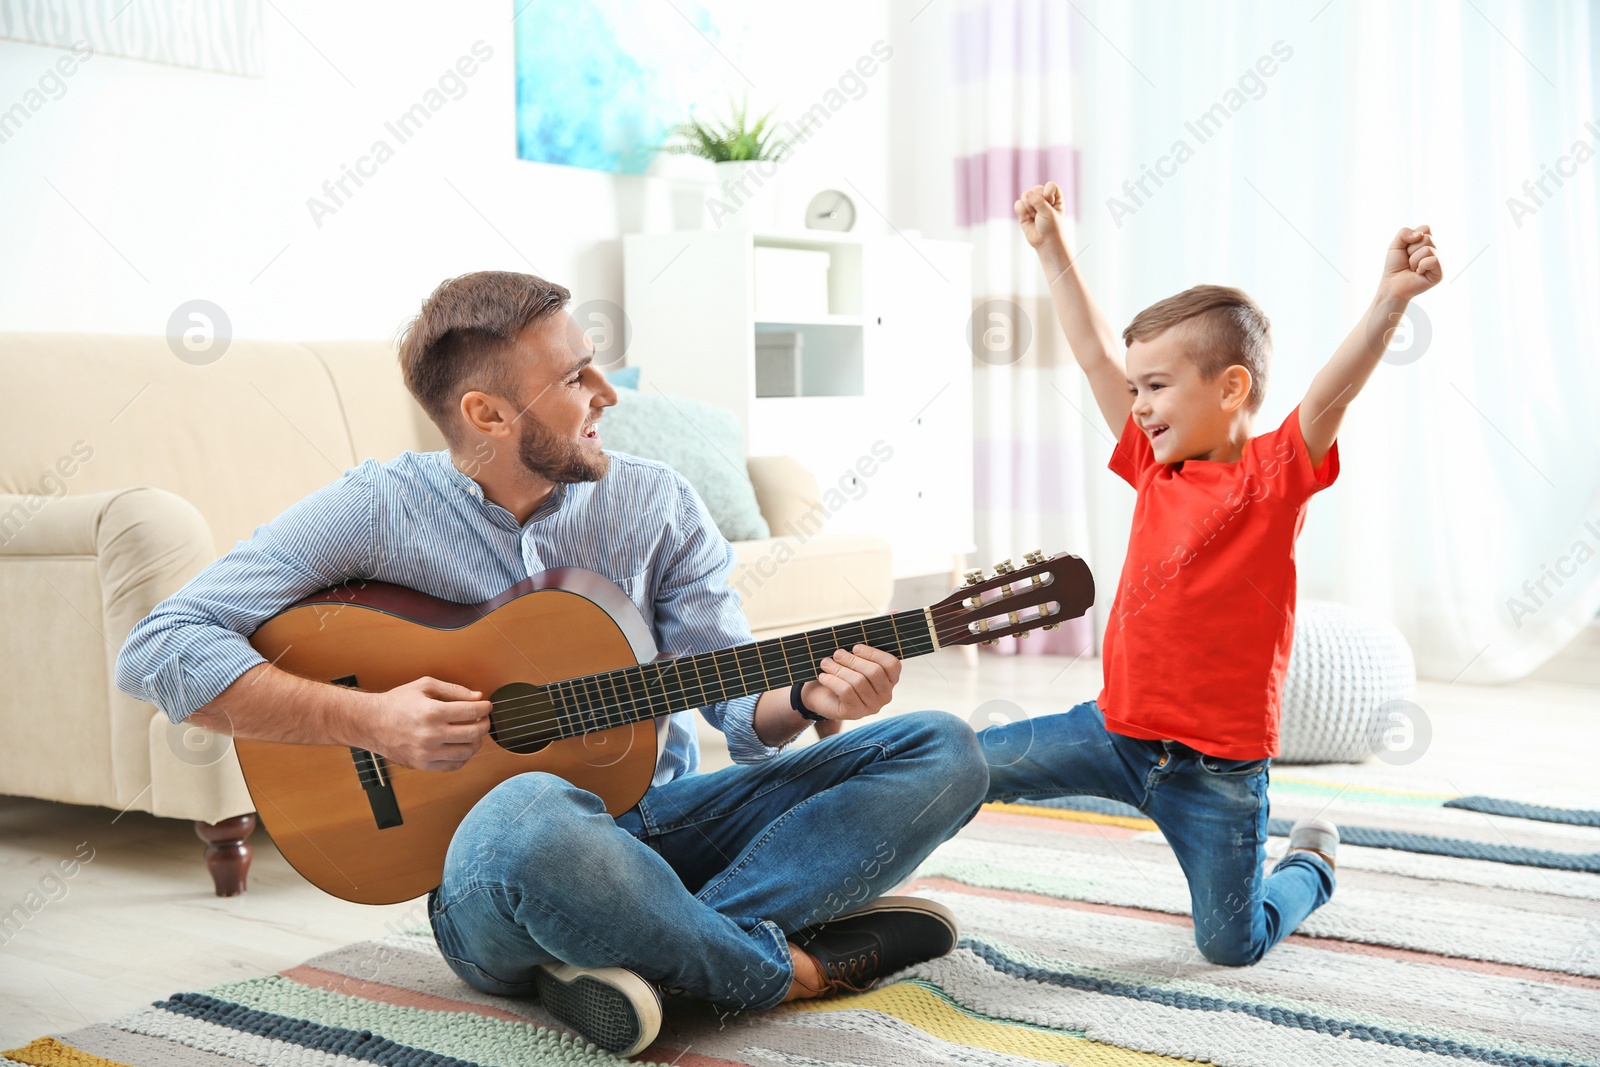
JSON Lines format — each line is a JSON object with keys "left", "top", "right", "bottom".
{"left": 790, "top": 680, "right": 826, "bottom": 722}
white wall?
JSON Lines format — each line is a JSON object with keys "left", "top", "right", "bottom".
{"left": 0, "top": 1, "right": 892, "bottom": 341}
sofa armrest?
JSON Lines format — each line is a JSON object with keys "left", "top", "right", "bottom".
{"left": 2, "top": 487, "right": 214, "bottom": 643}
{"left": 747, "top": 455, "right": 825, "bottom": 538}
{"left": 0, "top": 488, "right": 250, "bottom": 821}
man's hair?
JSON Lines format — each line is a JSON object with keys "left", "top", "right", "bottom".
{"left": 1122, "top": 284, "right": 1271, "bottom": 412}
{"left": 397, "top": 271, "right": 571, "bottom": 441}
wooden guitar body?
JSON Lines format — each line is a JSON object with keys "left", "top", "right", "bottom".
{"left": 238, "top": 569, "right": 663, "bottom": 905}
{"left": 232, "top": 551, "right": 1094, "bottom": 905}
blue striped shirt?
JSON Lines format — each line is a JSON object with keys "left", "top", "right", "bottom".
{"left": 113, "top": 449, "right": 782, "bottom": 783}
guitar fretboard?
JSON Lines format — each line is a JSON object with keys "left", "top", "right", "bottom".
{"left": 516, "top": 608, "right": 938, "bottom": 738}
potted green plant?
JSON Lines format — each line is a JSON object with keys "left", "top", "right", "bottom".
{"left": 656, "top": 95, "right": 813, "bottom": 231}
{"left": 664, "top": 94, "right": 804, "bottom": 163}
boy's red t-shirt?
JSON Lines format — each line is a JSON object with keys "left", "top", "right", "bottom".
{"left": 1097, "top": 405, "right": 1338, "bottom": 759}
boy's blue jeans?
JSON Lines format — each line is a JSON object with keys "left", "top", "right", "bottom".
{"left": 981, "top": 699, "right": 1335, "bottom": 965}
{"left": 427, "top": 712, "right": 988, "bottom": 1012}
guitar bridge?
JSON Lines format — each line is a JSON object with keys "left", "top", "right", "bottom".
{"left": 349, "top": 747, "right": 403, "bottom": 829}
{"left": 332, "top": 674, "right": 403, "bottom": 830}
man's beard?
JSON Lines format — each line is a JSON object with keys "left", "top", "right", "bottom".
{"left": 515, "top": 414, "right": 609, "bottom": 485}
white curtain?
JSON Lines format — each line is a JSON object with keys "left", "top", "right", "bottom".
{"left": 944, "top": 0, "right": 1097, "bottom": 659}
{"left": 1057, "top": 0, "right": 1600, "bottom": 681}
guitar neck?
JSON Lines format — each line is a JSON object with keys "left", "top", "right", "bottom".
{"left": 531, "top": 608, "right": 940, "bottom": 735}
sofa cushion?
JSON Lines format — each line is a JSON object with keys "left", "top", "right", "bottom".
{"left": 747, "top": 455, "right": 826, "bottom": 538}
{"left": 300, "top": 340, "right": 448, "bottom": 462}
{"left": 0, "top": 334, "right": 356, "bottom": 557}
{"left": 730, "top": 533, "right": 893, "bottom": 639}
{"left": 598, "top": 390, "right": 770, "bottom": 542}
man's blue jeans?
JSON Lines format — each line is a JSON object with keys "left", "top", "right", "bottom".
{"left": 981, "top": 699, "right": 1335, "bottom": 965}
{"left": 428, "top": 712, "right": 988, "bottom": 1012}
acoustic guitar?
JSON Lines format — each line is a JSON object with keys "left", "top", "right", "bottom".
{"left": 238, "top": 550, "right": 1093, "bottom": 903}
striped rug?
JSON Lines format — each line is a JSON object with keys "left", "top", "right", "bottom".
{"left": 8, "top": 775, "right": 1598, "bottom": 1067}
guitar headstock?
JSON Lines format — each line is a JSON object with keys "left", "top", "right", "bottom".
{"left": 929, "top": 550, "right": 1095, "bottom": 647}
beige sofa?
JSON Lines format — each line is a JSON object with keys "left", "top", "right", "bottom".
{"left": 0, "top": 333, "right": 892, "bottom": 894}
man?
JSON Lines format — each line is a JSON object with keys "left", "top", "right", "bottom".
{"left": 115, "top": 271, "right": 989, "bottom": 1057}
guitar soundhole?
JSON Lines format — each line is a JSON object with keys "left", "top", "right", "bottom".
{"left": 488, "top": 682, "right": 559, "bottom": 755}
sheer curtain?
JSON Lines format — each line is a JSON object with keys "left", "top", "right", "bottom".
{"left": 1063, "top": 0, "right": 1600, "bottom": 681}
{"left": 946, "top": 0, "right": 1096, "bottom": 660}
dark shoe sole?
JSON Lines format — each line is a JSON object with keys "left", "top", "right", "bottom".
{"left": 533, "top": 963, "right": 661, "bottom": 1057}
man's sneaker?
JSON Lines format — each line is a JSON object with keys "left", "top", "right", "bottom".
{"left": 790, "top": 895, "right": 960, "bottom": 996}
{"left": 1287, "top": 817, "right": 1340, "bottom": 870}
{"left": 533, "top": 962, "right": 661, "bottom": 1058}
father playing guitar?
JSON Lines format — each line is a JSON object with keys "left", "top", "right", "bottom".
{"left": 114, "top": 271, "right": 992, "bottom": 1057}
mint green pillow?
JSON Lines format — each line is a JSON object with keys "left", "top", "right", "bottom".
{"left": 605, "top": 365, "right": 641, "bottom": 390}
{"left": 600, "top": 390, "right": 770, "bottom": 542}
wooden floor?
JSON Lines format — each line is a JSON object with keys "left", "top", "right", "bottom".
{"left": 2, "top": 648, "right": 1595, "bottom": 1046}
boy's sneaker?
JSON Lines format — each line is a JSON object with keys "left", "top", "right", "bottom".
{"left": 790, "top": 895, "right": 960, "bottom": 995}
{"left": 1287, "top": 817, "right": 1339, "bottom": 869}
{"left": 533, "top": 962, "right": 661, "bottom": 1058}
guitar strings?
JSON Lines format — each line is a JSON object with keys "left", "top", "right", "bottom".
{"left": 496, "top": 611, "right": 928, "bottom": 720}
{"left": 480, "top": 602, "right": 983, "bottom": 742}
{"left": 489, "top": 609, "right": 918, "bottom": 710}
{"left": 364, "top": 596, "right": 1059, "bottom": 777}
{"left": 342, "top": 592, "right": 1060, "bottom": 785}
{"left": 429, "top": 613, "right": 930, "bottom": 753}
{"left": 347, "top": 612, "right": 942, "bottom": 786}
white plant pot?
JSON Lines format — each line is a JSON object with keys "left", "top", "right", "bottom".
{"left": 709, "top": 160, "right": 786, "bottom": 232}
{"left": 643, "top": 153, "right": 717, "bottom": 232}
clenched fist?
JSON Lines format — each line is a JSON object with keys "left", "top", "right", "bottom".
{"left": 1014, "top": 182, "right": 1067, "bottom": 251}
{"left": 1379, "top": 225, "right": 1443, "bottom": 303}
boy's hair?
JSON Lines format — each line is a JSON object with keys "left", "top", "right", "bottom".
{"left": 1122, "top": 284, "right": 1271, "bottom": 412}
{"left": 398, "top": 270, "right": 571, "bottom": 442}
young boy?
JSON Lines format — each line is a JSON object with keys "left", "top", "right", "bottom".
{"left": 981, "top": 182, "right": 1442, "bottom": 965}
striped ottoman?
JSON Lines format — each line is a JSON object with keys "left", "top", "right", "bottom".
{"left": 1279, "top": 600, "right": 1417, "bottom": 763}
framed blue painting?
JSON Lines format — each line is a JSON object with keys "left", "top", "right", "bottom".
{"left": 514, "top": 0, "right": 752, "bottom": 174}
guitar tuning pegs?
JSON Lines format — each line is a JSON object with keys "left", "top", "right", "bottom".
{"left": 994, "top": 558, "right": 1015, "bottom": 574}
{"left": 1024, "top": 549, "right": 1044, "bottom": 565}
{"left": 1042, "top": 623, "right": 1058, "bottom": 630}
{"left": 963, "top": 569, "right": 985, "bottom": 586}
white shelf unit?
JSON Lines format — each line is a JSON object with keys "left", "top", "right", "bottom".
{"left": 622, "top": 228, "right": 975, "bottom": 580}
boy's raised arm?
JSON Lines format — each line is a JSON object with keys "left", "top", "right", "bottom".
{"left": 1299, "top": 225, "right": 1442, "bottom": 466}
{"left": 1016, "top": 183, "right": 1132, "bottom": 434}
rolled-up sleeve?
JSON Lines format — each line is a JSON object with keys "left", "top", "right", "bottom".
{"left": 114, "top": 468, "right": 376, "bottom": 723}
{"left": 651, "top": 473, "right": 784, "bottom": 764}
